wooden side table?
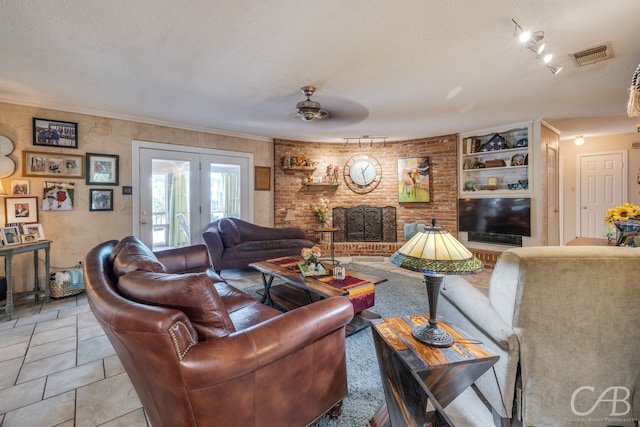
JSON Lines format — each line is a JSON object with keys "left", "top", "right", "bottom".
{"left": 370, "top": 315, "right": 499, "bottom": 426}
{"left": 0, "top": 240, "right": 52, "bottom": 321}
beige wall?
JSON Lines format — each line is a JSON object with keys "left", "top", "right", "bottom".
{"left": 560, "top": 132, "right": 640, "bottom": 243}
{"left": 0, "top": 102, "right": 273, "bottom": 291}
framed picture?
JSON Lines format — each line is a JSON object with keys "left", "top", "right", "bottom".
{"left": 255, "top": 166, "right": 271, "bottom": 191}
{"left": 1, "top": 226, "right": 21, "bottom": 246}
{"left": 42, "top": 182, "right": 75, "bottom": 211}
{"left": 86, "top": 153, "right": 119, "bottom": 185}
{"left": 11, "top": 179, "right": 30, "bottom": 195}
{"left": 21, "top": 223, "right": 45, "bottom": 241}
{"left": 21, "top": 233, "right": 38, "bottom": 244}
{"left": 23, "top": 150, "right": 84, "bottom": 179}
{"left": 33, "top": 118, "right": 78, "bottom": 149}
{"left": 90, "top": 189, "right": 113, "bottom": 211}
{"left": 4, "top": 196, "right": 39, "bottom": 224}
{"left": 397, "top": 157, "right": 431, "bottom": 203}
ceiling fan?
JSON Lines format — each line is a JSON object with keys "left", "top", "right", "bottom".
{"left": 296, "top": 86, "right": 329, "bottom": 121}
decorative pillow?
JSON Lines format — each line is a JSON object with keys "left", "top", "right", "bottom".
{"left": 118, "top": 271, "right": 235, "bottom": 340}
{"left": 218, "top": 218, "right": 241, "bottom": 248}
{"left": 113, "top": 239, "right": 166, "bottom": 278}
{"left": 109, "top": 235, "right": 140, "bottom": 263}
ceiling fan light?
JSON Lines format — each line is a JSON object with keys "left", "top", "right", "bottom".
{"left": 295, "top": 86, "right": 329, "bottom": 121}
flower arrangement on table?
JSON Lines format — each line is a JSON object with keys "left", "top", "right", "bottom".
{"left": 313, "top": 198, "right": 330, "bottom": 226}
{"left": 604, "top": 202, "right": 640, "bottom": 246}
{"left": 301, "top": 246, "right": 321, "bottom": 264}
{"left": 300, "top": 246, "right": 326, "bottom": 275}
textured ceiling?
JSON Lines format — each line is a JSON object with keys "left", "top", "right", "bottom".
{"left": 1, "top": 0, "right": 639, "bottom": 142}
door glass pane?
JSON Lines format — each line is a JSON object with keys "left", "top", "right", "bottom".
{"left": 152, "top": 159, "right": 190, "bottom": 249}
{"left": 210, "top": 163, "right": 241, "bottom": 221}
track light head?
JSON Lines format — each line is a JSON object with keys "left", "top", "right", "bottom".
{"left": 547, "top": 63, "right": 563, "bottom": 75}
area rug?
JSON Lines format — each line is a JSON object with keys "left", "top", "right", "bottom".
{"left": 242, "top": 263, "right": 492, "bottom": 426}
{"left": 242, "top": 264, "right": 427, "bottom": 426}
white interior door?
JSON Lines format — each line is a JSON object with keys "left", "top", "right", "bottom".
{"left": 578, "top": 151, "right": 626, "bottom": 238}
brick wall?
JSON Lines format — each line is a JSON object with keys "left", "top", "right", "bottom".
{"left": 273, "top": 135, "right": 459, "bottom": 257}
{"left": 470, "top": 249, "right": 501, "bottom": 270}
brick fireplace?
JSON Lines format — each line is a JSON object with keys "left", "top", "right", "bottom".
{"left": 273, "top": 135, "right": 458, "bottom": 257}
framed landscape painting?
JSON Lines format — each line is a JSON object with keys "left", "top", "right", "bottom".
{"left": 397, "top": 157, "right": 430, "bottom": 203}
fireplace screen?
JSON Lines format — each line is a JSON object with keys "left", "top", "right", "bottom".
{"left": 333, "top": 205, "right": 396, "bottom": 242}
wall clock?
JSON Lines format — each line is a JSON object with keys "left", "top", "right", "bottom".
{"left": 343, "top": 154, "right": 382, "bottom": 194}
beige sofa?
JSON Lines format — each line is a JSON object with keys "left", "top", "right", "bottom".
{"left": 438, "top": 246, "right": 640, "bottom": 426}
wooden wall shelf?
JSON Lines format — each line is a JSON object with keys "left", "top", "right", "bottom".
{"left": 304, "top": 183, "right": 339, "bottom": 187}
{"left": 283, "top": 166, "right": 316, "bottom": 171}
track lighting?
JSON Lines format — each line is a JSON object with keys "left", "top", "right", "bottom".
{"left": 512, "top": 18, "right": 562, "bottom": 75}
{"left": 547, "top": 63, "right": 563, "bottom": 75}
{"left": 343, "top": 136, "right": 387, "bottom": 147}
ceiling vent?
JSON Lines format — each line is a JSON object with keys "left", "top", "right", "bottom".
{"left": 571, "top": 43, "right": 613, "bottom": 67}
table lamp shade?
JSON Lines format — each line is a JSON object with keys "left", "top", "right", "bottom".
{"left": 390, "top": 221, "right": 483, "bottom": 275}
{"left": 390, "top": 220, "right": 482, "bottom": 347}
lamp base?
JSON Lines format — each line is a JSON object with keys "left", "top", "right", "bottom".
{"left": 412, "top": 323, "right": 454, "bottom": 348}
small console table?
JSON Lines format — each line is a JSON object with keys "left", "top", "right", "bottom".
{"left": 370, "top": 315, "right": 498, "bottom": 426}
{"left": 0, "top": 240, "right": 52, "bottom": 321}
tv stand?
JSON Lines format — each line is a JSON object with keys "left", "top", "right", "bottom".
{"left": 468, "top": 232, "right": 522, "bottom": 246}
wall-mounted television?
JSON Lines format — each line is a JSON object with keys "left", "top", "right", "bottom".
{"left": 458, "top": 198, "right": 531, "bottom": 239}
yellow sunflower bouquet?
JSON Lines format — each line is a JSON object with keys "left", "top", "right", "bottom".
{"left": 605, "top": 202, "right": 640, "bottom": 224}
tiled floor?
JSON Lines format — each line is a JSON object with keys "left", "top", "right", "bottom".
{"left": 0, "top": 258, "right": 493, "bottom": 427}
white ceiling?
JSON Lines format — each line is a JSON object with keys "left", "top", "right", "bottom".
{"left": 1, "top": 0, "right": 639, "bottom": 143}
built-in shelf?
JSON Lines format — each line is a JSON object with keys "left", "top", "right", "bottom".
{"left": 459, "top": 126, "right": 531, "bottom": 195}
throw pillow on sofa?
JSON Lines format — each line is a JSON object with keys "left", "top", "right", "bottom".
{"left": 118, "top": 270, "right": 236, "bottom": 341}
{"left": 218, "top": 218, "right": 242, "bottom": 248}
{"left": 112, "top": 237, "right": 166, "bottom": 277}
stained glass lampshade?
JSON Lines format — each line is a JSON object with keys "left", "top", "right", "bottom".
{"left": 390, "top": 219, "right": 483, "bottom": 347}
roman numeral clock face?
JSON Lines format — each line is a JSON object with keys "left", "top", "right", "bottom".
{"left": 343, "top": 154, "right": 382, "bottom": 194}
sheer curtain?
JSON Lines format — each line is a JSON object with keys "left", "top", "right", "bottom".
{"left": 168, "top": 168, "right": 189, "bottom": 247}
{"left": 223, "top": 171, "right": 240, "bottom": 218}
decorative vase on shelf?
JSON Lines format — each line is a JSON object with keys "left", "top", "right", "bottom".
{"left": 319, "top": 221, "right": 327, "bottom": 228}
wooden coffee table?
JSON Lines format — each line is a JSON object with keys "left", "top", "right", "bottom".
{"left": 369, "top": 315, "right": 499, "bottom": 426}
{"left": 249, "top": 257, "right": 386, "bottom": 335}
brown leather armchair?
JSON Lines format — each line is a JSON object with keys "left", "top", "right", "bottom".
{"left": 84, "top": 237, "right": 353, "bottom": 427}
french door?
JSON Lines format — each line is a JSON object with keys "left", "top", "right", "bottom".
{"left": 132, "top": 141, "right": 253, "bottom": 249}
